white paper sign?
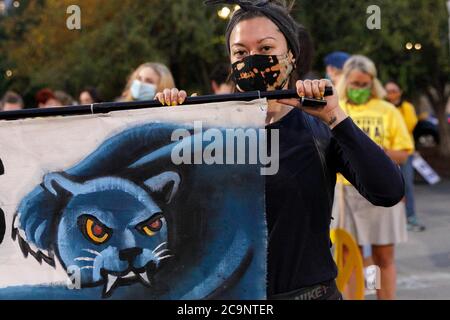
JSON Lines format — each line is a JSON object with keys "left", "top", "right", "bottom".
{"left": 412, "top": 153, "right": 441, "bottom": 185}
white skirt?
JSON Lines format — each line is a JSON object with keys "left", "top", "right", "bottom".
{"left": 331, "top": 185, "right": 408, "bottom": 246}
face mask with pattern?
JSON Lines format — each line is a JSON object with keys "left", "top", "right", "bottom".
{"left": 347, "top": 87, "right": 372, "bottom": 105}
{"left": 231, "top": 52, "right": 295, "bottom": 92}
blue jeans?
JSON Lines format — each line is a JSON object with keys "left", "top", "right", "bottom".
{"left": 401, "top": 155, "right": 417, "bottom": 222}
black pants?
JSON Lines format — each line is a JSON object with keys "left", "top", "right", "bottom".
{"left": 269, "top": 280, "right": 343, "bottom": 300}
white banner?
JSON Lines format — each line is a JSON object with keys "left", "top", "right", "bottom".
{"left": 0, "top": 100, "right": 268, "bottom": 300}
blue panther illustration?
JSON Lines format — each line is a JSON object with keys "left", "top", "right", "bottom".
{"left": 26, "top": 172, "right": 178, "bottom": 297}
{"left": 9, "top": 123, "right": 266, "bottom": 300}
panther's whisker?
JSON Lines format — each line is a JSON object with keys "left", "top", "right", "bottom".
{"left": 152, "top": 242, "right": 168, "bottom": 254}
{"left": 157, "top": 255, "right": 173, "bottom": 261}
{"left": 74, "top": 257, "right": 96, "bottom": 262}
{"left": 154, "top": 249, "right": 170, "bottom": 258}
{"left": 82, "top": 249, "right": 102, "bottom": 257}
{"left": 80, "top": 266, "right": 94, "bottom": 270}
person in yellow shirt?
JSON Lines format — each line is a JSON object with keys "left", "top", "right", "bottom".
{"left": 333, "top": 55, "right": 414, "bottom": 300}
{"left": 385, "top": 81, "right": 425, "bottom": 232}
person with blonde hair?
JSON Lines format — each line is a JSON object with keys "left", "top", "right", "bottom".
{"left": 120, "top": 62, "right": 175, "bottom": 102}
{"left": 333, "top": 55, "right": 414, "bottom": 300}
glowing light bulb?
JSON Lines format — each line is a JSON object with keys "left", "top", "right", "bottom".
{"left": 218, "top": 7, "right": 231, "bottom": 19}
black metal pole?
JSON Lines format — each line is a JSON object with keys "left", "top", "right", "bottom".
{"left": 0, "top": 87, "right": 333, "bottom": 121}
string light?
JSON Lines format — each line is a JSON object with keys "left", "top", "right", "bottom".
{"left": 406, "top": 42, "right": 423, "bottom": 51}
{"left": 217, "top": 7, "right": 231, "bottom": 19}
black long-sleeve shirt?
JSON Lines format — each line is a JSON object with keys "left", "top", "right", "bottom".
{"left": 266, "top": 108, "right": 404, "bottom": 296}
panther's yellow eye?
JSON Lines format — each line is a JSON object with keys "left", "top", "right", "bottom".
{"left": 78, "top": 215, "right": 112, "bottom": 245}
{"left": 138, "top": 215, "right": 163, "bottom": 237}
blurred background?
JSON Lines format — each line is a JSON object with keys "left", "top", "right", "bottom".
{"left": 1, "top": 0, "right": 449, "bottom": 169}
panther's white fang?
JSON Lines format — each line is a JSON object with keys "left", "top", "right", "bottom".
{"left": 139, "top": 272, "right": 151, "bottom": 286}
{"left": 105, "top": 274, "right": 119, "bottom": 295}
{"left": 122, "top": 272, "right": 135, "bottom": 280}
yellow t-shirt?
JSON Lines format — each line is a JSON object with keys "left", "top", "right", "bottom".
{"left": 397, "top": 100, "right": 418, "bottom": 137}
{"left": 337, "top": 98, "right": 414, "bottom": 185}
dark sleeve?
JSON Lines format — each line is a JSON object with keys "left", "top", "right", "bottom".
{"left": 330, "top": 117, "right": 405, "bottom": 207}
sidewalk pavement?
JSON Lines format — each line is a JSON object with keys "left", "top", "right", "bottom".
{"left": 365, "top": 179, "right": 450, "bottom": 300}
{"left": 395, "top": 179, "right": 450, "bottom": 300}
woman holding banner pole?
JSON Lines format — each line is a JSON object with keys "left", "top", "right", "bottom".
{"left": 156, "top": 0, "right": 405, "bottom": 300}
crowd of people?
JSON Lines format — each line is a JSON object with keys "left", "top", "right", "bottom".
{"left": 0, "top": 86, "right": 102, "bottom": 110}
{"left": 0, "top": 61, "right": 232, "bottom": 112}
{"left": 0, "top": 0, "right": 429, "bottom": 301}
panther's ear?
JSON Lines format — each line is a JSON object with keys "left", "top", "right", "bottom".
{"left": 144, "top": 171, "right": 181, "bottom": 204}
{"left": 43, "top": 173, "right": 81, "bottom": 196}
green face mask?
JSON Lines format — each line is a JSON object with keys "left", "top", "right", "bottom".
{"left": 347, "top": 88, "right": 371, "bottom": 105}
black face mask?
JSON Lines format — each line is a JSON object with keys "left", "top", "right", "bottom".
{"left": 231, "top": 53, "right": 295, "bottom": 92}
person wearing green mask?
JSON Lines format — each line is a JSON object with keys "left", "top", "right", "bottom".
{"left": 347, "top": 87, "right": 372, "bottom": 105}
{"left": 333, "top": 55, "right": 414, "bottom": 300}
